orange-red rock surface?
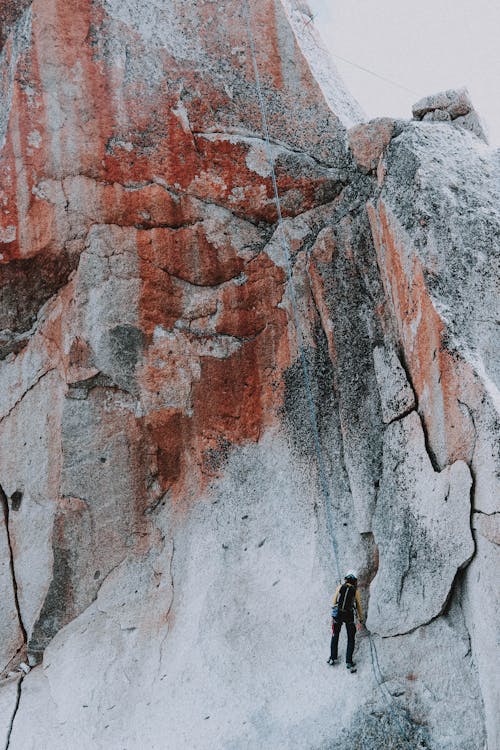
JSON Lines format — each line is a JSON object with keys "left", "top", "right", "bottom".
{"left": 0, "top": 2, "right": 498, "bottom": 749}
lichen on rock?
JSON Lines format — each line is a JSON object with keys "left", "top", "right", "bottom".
{"left": 0, "top": 1, "right": 498, "bottom": 749}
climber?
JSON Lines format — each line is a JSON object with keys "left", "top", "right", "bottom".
{"left": 327, "top": 571, "right": 363, "bottom": 672}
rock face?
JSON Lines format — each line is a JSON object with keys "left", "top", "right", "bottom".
{"left": 0, "top": 2, "right": 498, "bottom": 749}
{"left": 412, "top": 87, "right": 488, "bottom": 141}
{"left": 368, "top": 411, "right": 474, "bottom": 637}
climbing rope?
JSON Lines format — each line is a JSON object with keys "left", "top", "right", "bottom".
{"left": 290, "top": 1, "right": 419, "bottom": 97}
{"left": 367, "top": 630, "right": 413, "bottom": 742}
{"left": 242, "top": 3, "right": 412, "bottom": 745}
{"left": 242, "top": 0, "right": 342, "bottom": 583}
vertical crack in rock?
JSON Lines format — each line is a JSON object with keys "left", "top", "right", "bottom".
{"left": 369, "top": 411, "right": 475, "bottom": 636}
{"left": 0, "top": 1, "right": 496, "bottom": 746}
{"left": 457, "top": 589, "right": 473, "bottom": 662}
{"left": 392, "top": 352, "right": 442, "bottom": 473}
{"left": 304, "top": 254, "right": 334, "bottom": 368}
{"left": 158, "top": 538, "right": 176, "bottom": 676}
{"left": 457, "top": 399, "right": 478, "bottom": 466}
{"left": 4, "top": 675, "right": 23, "bottom": 750}
{"left": 167, "top": 539, "right": 175, "bottom": 621}
{"left": 0, "top": 485, "right": 28, "bottom": 750}
{"left": 415, "top": 412, "right": 441, "bottom": 474}
{"left": 0, "top": 485, "right": 27, "bottom": 643}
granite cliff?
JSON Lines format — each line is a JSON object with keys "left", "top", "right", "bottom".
{"left": 0, "top": 1, "right": 498, "bottom": 748}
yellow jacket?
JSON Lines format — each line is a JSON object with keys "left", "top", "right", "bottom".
{"left": 332, "top": 583, "right": 363, "bottom": 621}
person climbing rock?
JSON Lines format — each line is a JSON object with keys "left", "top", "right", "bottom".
{"left": 327, "top": 571, "right": 363, "bottom": 672}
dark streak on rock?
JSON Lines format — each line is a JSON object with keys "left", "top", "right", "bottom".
{"left": 0, "top": 482, "right": 28, "bottom": 750}
{"left": 0, "top": 249, "right": 77, "bottom": 360}
{"left": 282, "top": 322, "right": 337, "bottom": 465}
{"left": 66, "top": 372, "right": 117, "bottom": 399}
{"left": 0, "top": 484, "right": 27, "bottom": 643}
{"left": 0, "top": 0, "right": 32, "bottom": 53}
{"left": 28, "top": 546, "right": 73, "bottom": 658}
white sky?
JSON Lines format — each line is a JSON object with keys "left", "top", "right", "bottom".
{"left": 307, "top": 0, "right": 500, "bottom": 146}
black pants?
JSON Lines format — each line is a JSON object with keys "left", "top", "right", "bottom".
{"left": 330, "top": 617, "right": 356, "bottom": 663}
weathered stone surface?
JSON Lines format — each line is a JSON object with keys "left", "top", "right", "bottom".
{"left": 0, "top": 1, "right": 498, "bottom": 748}
{"left": 412, "top": 87, "right": 487, "bottom": 141}
{"left": 0, "top": 0, "right": 31, "bottom": 52}
{"left": 368, "top": 412, "right": 474, "bottom": 636}
{"left": 461, "top": 532, "right": 500, "bottom": 748}
{"left": 412, "top": 87, "right": 473, "bottom": 120}
{"left": 306, "top": 213, "right": 386, "bottom": 535}
{"left": 3, "top": 436, "right": 358, "bottom": 749}
{"left": 369, "top": 118, "right": 499, "bottom": 746}
{"left": 274, "top": 0, "right": 365, "bottom": 129}
{"left": 0, "top": 673, "right": 21, "bottom": 747}
{"left": 372, "top": 595, "right": 487, "bottom": 750}
{"left": 348, "top": 118, "right": 395, "bottom": 174}
{"left": 370, "top": 123, "right": 499, "bottom": 479}
{"left": 473, "top": 511, "right": 500, "bottom": 546}
{"left": 372, "top": 345, "right": 415, "bottom": 423}
{"left": 0, "top": 490, "right": 24, "bottom": 673}
{"left": 423, "top": 109, "right": 451, "bottom": 122}
{"left": 0, "top": 368, "right": 63, "bottom": 654}
{"left": 4, "top": 435, "right": 480, "bottom": 750}
{"left": 453, "top": 110, "right": 488, "bottom": 141}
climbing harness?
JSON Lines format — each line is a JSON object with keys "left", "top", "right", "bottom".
{"left": 242, "top": 3, "right": 413, "bottom": 745}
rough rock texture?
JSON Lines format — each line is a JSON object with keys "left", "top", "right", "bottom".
{"left": 412, "top": 87, "right": 488, "bottom": 142}
{"left": 0, "top": 674, "right": 21, "bottom": 748}
{"left": 348, "top": 118, "right": 395, "bottom": 175}
{"left": 0, "top": 1, "right": 31, "bottom": 52}
{"left": 368, "top": 121, "right": 500, "bottom": 747}
{"left": 372, "top": 345, "right": 415, "bottom": 423}
{"left": 368, "top": 411, "right": 474, "bottom": 636}
{"left": 0, "top": 2, "right": 498, "bottom": 749}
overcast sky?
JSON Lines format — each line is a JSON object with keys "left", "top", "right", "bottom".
{"left": 307, "top": 0, "right": 500, "bottom": 146}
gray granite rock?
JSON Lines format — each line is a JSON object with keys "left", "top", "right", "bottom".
{"left": 0, "top": 492, "right": 24, "bottom": 673}
{"left": 412, "top": 87, "right": 473, "bottom": 120}
{"left": 0, "top": 1, "right": 497, "bottom": 748}
{"left": 0, "top": 674, "right": 21, "bottom": 747}
{"left": 412, "top": 87, "right": 487, "bottom": 141}
{"left": 453, "top": 111, "right": 488, "bottom": 141}
{"left": 368, "top": 411, "right": 474, "bottom": 636}
{"left": 373, "top": 346, "right": 415, "bottom": 424}
{"left": 422, "top": 109, "right": 451, "bottom": 122}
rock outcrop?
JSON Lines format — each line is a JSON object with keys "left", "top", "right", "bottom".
{"left": 0, "top": 1, "right": 498, "bottom": 749}
{"left": 412, "top": 87, "right": 488, "bottom": 141}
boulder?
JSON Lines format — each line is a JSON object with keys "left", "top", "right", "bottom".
{"left": 412, "top": 87, "right": 473, "bottom": 120}
{"left": 348, "top": 118, "right": 395, "bottom": 174}
{"left": 412, "top": 87, "right": 487, "bottom": 141}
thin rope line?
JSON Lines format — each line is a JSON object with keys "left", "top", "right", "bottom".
{"left": 367, "top": 631, "right": 410, "bottom": 741}
{"left": 329, "top": 52, "right": 419, "bottom": 96}
{"left": 292, "top": 4, "right": 419, "bottom": 97}
{"left": 243, "top": 3, "right": 412, "bottom": 744}
{"left": 243, "top": 0, "right": 341, "bottom": 583}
